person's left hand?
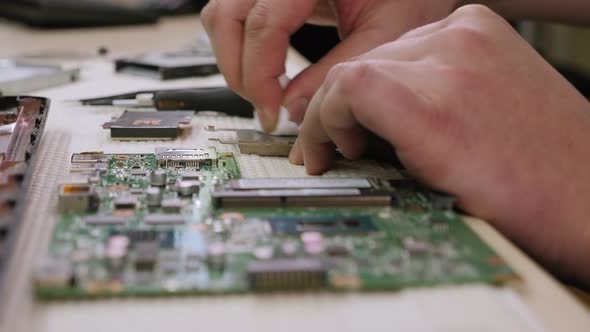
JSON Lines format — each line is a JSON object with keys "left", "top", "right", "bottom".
{"left": 289, "top": 5, "right": 590, "bottom": 287}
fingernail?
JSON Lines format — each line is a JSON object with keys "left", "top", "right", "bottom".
{"left": 289, "top": 140, "right": 302, "bottom": 165}
{"left": 256, "top": 108, "right": 267, "bottom": 125}
{"left": 256, "top": 108, "right": 276, "bottom": 133}
{"left": 285, "top": 97, "right": 309, "bottom": 123}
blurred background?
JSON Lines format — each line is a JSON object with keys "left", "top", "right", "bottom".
{"left": 291, "top": 22, "right": 590, "bottom": 98}
{"left": 0, "top": 1, "right": 589, "bottom": 96}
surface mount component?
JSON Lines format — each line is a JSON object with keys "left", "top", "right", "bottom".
{"left": 84, "top": 215, "right": 129, "bottom": 226}
{"left": 207, "top": 126, "right": 296, "bottom": 157}
{"left": 247, "top": 259, "right": 326, "bottom": 291}
{"left": 134, "top": 242, "right": 159, "bottom": 271}
{"left": 144, "top": 214, "right": 185, "bottom": 225}
{"left": 267, "top": 216, "right": 377, "bottom": 235}
{"left": 155, "top": 147, "right": 218, "bottom": 168}
{"left": 58, "top": 183, "right": 99, "bottom": 213}
{"left": 103, "top": 111, "right": 193, "bottom": 140}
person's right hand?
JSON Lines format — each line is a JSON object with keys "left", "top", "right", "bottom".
{"left": 201, "top": 0, "right": 458, "bottom": 132}
{"left": 289, "top": 5, "right": 590, "bottom": 287}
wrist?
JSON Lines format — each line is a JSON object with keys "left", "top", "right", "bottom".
{"left": 508, "top": 120, "right": 590, "bottom": 288}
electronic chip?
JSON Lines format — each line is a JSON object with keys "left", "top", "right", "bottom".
{"left": 114, "top": 195, "right": 138, "bottom": 209}
{"left": 181, "top": 171, "right": 201, "bottom": 181}
{"left": 84, "top": 215, "right": 128, "bottom": 225}
{"left": 268, "top": 216, "right": 377, "bottom": 235}
{"left": 161, "top": 198, "right": 184, "bottom": 213}
{"left": 130, "top": 169, "right": 148, "bottom": 176}
{"left": 102, "top": 111, "right": 193, "bottom": 140}
{"left": 134, "top": 242, "right": 159, "bottom": 271}
{"left": 156, "top": 147, "right": 217, "bottom": 168}
{"left": 144, "top": 214, "right": 185, "bottom": 225}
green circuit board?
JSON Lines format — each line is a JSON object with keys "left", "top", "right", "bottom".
{"left": 36, "top": 149, "right": 515, "bottom": 299}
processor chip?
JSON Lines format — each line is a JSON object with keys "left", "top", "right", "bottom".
{"left": 102, "top": 111, "right": 193, "bottom": 140}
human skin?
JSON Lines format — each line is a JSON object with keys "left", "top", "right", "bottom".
{"left": 288, "top": 5, "right": 590, "bottom": 287}
{"left": 201, "top": 0, "right": 457, "bottom": 130}
{"left": 201, "top": 0, "right": 590, "bottom": 131}
{"left": 202, "top": 0, "right": 590, "bottom": 287}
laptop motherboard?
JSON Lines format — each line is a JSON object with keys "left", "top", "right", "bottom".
{"left": 36, "top": 147, "right": 514, "bottom": 299}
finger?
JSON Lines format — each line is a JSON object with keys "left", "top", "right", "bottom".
{"left": 298, "top": 60, "right": 437, "bottom": 175}
{"left": 288, "top": 138, "right": 304, "bottom": 165}
{"left": 283, "top": 1, "right": 453, "bottom": 119}
{"left": 296, "top": 65, "right": 370, "bottom": 175}
{"left": 333, "top": 62, "right": 441, "bottom": 154}
{"left": 298, "top": 84, "right": 338, "bottom": 174}
{"left": 242, "top": 0, "right": 320, "bottom": 132}
{"left": 318, "top": 82, "right": 369, "bottom": 160}
{"left": 201, "top": 0, "right": 256, "bottom": 96}
{"left": 397, "top": 15, "right": 450, "bottom": 41}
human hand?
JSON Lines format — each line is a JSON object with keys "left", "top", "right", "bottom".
{"left": 201, "top": 0, "right": 457, "bottom": 132}
{"left": 289, "top": 5, "right": 590, "bottom": 287}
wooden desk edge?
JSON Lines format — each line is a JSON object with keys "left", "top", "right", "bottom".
{"left": 465, "top": 216, "right": 590, "bottom": 330}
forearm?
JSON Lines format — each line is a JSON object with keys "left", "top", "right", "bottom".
{"left": 459, "top": 0, "right": 590, "bottom": 25}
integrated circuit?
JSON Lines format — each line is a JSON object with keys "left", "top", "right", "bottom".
{"left": 84, "top": 215, "right": 128, "bottom": 226}
{"left": 267, "top": 216, "right": 377, "bottom": 235}
{"left": 102, "top": 111, "right": 193, "bottom": 140}
{"left": 144, "top": 214, "right": 185, "bottom": 225}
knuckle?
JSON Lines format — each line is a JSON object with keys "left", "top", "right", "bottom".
{"left": 450, "top": 4, "right": 511, "bottom": 34}
{"left": 347, "top": 62, "right": 379, "bottom": 87}
{"left": 200, "top": 0, "right": 221, "bottom": 30}
{"left": 446, "top": 25, "right": 490, "bottom": 47}
{"left": 226, "top": 77, "right": 244, "bottom": 96}
{"left": 346, "top": 55, "right": 361, "bottom": 63}
{"left": 324, "top": 63, "right": 348, "bottom": 88}
{"left": 451, "top": 4, "right": 496, "bottom": 21}
{"left": 325, "top": 61, "right": 378, "bottom": 95}
{"left": 245, "top": 2, "right": 274, "bottom": 35}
